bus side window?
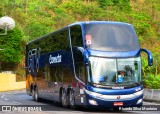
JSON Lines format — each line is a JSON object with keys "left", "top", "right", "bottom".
{"left": 62, "top": 66, "right": 72, "bottom": 83}
{"left": 73, "top": 48, "right": 84, "bottom": 82}
{"left": 70, "top": 25, "right": 85, "bottom": 82}
{"left": 51, "top": 28, "right": 69, "bottom": 52}
{"left": 70, "top": 25, "right": 83, "bottom": 47}
{"left": 75, "top": 63, "right": 86, "bottom": 83}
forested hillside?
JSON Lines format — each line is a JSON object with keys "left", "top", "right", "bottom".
{"left": 0, "top": 0, "right": 160, "bottom": 88}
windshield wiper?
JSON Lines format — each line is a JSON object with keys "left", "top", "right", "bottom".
{"left": 135, "top": 82, "right": 141, "bottom": 86}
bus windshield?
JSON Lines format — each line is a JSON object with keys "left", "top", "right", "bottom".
{"left": 88, "top": 57, "right": 142, "bottom": 86}
{"left": 84, "top": 24, "right": 140, "bottom": 51}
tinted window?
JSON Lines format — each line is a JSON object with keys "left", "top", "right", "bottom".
{"left": 28, "top": 27, "right": 69, "bottom": 54}
{"left": 75, "top": 63, "right": 86, "bottom": 82}
{"left": 84, "top": 24, "right": 140, "bottom": 51}
{"left": 45, "top": 65, "right": 72, "bottom": 83}
{"left": 70, "top": 25, "right": 85, "bottom": 81}
{"left": 70, "top": 25, "right": 83, "bottom": 47}
{"left": 62, "top": 66, "right": 72, "bottom": 83}
{"left": 51, "top": 28, "right": 69, "bottom": 51}
{"left": 45, "top": 65, "right": 62, "bottom": 82}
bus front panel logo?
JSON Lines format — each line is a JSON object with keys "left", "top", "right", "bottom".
{"left": 49, "top": 54, "right": 62, "bottom": 64}
{"left": 117, "top": 96, "right": 121, "bottom": 99}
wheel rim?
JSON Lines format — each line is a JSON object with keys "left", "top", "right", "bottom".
{"left": 32, "top": 89, "right": 35, "bottom": 100}
{"left": 32, "top": 88, "right": 38, "bottom": 101}
{"left": 34, "top": 90, "right": 38, "bottom": 101}
{"left": 61, "top": 90, "right": 67, "bottom": 106}
{"left": 69, "top": 91, "right": 75, "bottom": 106}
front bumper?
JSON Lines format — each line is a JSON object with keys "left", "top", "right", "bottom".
{"left": 85, "top": 89, "right": 143, "bottom": 108}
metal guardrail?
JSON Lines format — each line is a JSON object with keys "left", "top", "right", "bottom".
{"left": 144, "top": 89, "right": 160, "bottom": 103}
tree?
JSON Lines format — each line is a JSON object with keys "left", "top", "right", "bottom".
{"left": 97, "top": 0, "right": 113, "bottom": 8}
{"left": 0, "top": 28, "right": 23, "bottom": 65}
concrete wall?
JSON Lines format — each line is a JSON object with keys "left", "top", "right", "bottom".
{"left": 0, "top": 73, "right": 25, "bottom": 92}
{"left": 144, "top": 89, "right": 160, "bottom": 103}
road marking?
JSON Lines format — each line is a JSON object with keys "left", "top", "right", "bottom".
{"left": 12, "top": 101, "right": 21, "bottom": 105}
{"left": 1, "top": 94, "right": 5, "bottom": 99}
{"left": 1, "top": 94, "right": 9, "bottom": 101}
{"left": 1, "top": 93, "right": 21, "bottom": 105}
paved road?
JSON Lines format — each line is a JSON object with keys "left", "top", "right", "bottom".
{"left": 0, "top": 90, "right": 159, "bottom": 114}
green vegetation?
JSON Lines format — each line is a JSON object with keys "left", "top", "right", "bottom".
{"left": 143, "top": 73, "right": 160, "bottom": 89}
{"left": 0, "top": 28, "right": 23, "bottom": 63}
{"left": 0, "top": 0, "right": 160, "bottom": 87}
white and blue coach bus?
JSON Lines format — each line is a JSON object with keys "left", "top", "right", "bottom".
{"left": 26, "top": 21, "right": 153, "bottom": 110}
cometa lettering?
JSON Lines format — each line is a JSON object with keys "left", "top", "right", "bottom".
{"left": 49, "top": 54, "right": 62, "bottom": 64}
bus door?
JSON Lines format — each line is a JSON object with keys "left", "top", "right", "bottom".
{"left": 73, "top": 61, "right": 86, "bottom": 105}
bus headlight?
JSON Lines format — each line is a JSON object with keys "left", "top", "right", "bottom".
{"left": 89, "top": 99, "right": 98, "bottom": 105}
{"left": 85, "top": 89, "right": 102, "bottom": 97}
{"left": 137, "top": 98, "right": 143, "bottom": 104}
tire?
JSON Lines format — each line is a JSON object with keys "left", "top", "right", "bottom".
{"left": 61, "top": 89, "right": 68, "bottom": 107}
{"left": 68, "top": 90, "right": 76, "bottom": 109}
{"left": 32, "top": 88, "right": 35, "bottom": 100}
{"left": 32, "top": 86, "right": 39, "bottom": 102}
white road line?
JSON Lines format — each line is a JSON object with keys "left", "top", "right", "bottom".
{"left": 1, "top": 95, "right": 5, "bottom": 99}
{"left": 1, "top": 93, "right": 21, "bottom": 105}
{"left": 1, "top": 94, "right": 8, "bottom": 101}
{"left": 12, "top": 101, "right": 21, "bottom": 105}
{"left": 1, "top": 94, "right": 9, "bottom": 101}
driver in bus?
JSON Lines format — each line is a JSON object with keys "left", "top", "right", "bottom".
{"left": 118, "top": 71, "right": 125, "bottom": 77}
{"left": 117, "top": 70, "right": 125, "bottom": 83}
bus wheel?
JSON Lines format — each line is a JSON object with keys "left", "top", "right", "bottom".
{"left": 32, "top": 87, "right": 39, "bottom": 102}
{"left": 32, "top": 88, "right": 35, "bottom": 100}
{"left": 68, "top": 90, "right": 76, "bottom": 109}
{"left": 61, "top": 89, "right": 68, "bottom": 107}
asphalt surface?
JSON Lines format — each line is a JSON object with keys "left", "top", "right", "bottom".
{"left": 0, "top": 90, "right": 160, "bottom": 114}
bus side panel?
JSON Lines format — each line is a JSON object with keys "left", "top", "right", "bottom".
{"left": 26, "top": 45, "right": 32, "bottom": 96}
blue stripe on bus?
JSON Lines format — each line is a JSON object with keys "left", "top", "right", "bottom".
{"left": 86, "top": 49, "right": 141, "bottom": 58}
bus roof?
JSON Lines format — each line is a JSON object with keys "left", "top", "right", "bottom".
{"left": 68, "top": 21, "right": 131, "bottom": 27}
{"left": 27, "top": 21, "right": 132, "bottom": 45}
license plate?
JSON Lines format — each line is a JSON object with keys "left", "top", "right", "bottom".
{"left": 114, "top": 102, "right": 123, "bottom": 106}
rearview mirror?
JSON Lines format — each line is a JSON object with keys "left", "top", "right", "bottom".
{"left": 141, "top": 48, "right": 153, "bottom": 66}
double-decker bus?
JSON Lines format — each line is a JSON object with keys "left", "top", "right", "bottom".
{"left": 25, "top": 21, "right": 153, "bottom": 109}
